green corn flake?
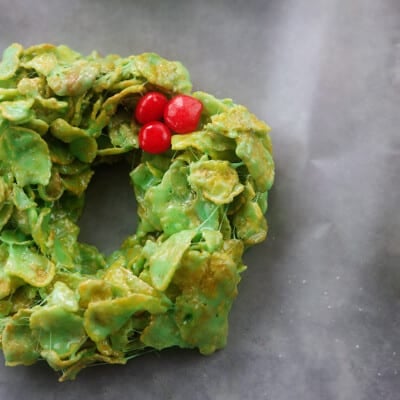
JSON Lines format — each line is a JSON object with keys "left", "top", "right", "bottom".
{"left": 171, "top": 130, "right": 237, "bottom": 160}
{"left": 103, "top": 262, "right": 162, "bottom": 298}
{"left": 2, "top": 309, "right": 40, "bottom": 366}
{"left": 17, "top": 77, "right": 42, "bottom": 96}
{"left": 37, "top": 169, "right": 64, "bottom": 201}
{"left": 50, "top": 118, "right": 89, "bottom": 143}
{"left": 0, "top": 177, "right": 9, "bottom": 204}
{"left": 173, "top": 250, "right": 240, "bottom": 355}
{"left": 47, "top": 60, "right": 100, "bottom": 97}
{"left": 22, "top": 52, "right": 58, "bottom": 76}
{"left": 0, "top": 44, "right": 23, "bottom": 81}
{"left": 149, "top": 230, "right": 197, "bottom": 291}
{"left": 134, "top": 53, "right": 192, "bottom": 94}
{"left": 22, "top": 118, "right": 49, "bottom": 136}
{"left": 0, "top": 88, "right": 20, "bottom": 101}
{"left": 5, "top": 245, "right": 55, "bottom": 287}
{"left": 141, "top": 312, "right": 189, "bottom": 350}
{"left": 0, "top": 126, "right": 51, "bottom": 187}
{"left": 207, "top": 104, "right": 271, "bottom": 138}
{"left": 0, "top": 262, "right": 23, "bottom": 300}
{"left": 235, "top": 132, "right": 275, "bottom": 192}
{"left": 0, "top": 204, "right": 13, "bottom": 231}
{"left": 54, "top": 44, "right": 82, "bottom": 63}
{"left": 56, "top": 159, "right": 88, "bottom": 176}
{"left": 30, "top": 306, "right": 86, "bottom": 358}
{"left": 201, "top": 229, "right": 223, "bottom": 252}
{"left": 76, "top": 243, "right": 106, "bottom": 275}
{"left": 69, "top": 136, "right": 97, "bottom": 163}
{"left": 138, "top": 161, "right": 196, "bottom": 236}
{"left": 0, "top": 230, "right": 31, "bottom": 245}
{"left": 62, "top": 168, "right": 94, "bottom": 196}
{"left": 233, "top": 200, "right": 267, "bottom": 246}
{"left": 192, "top": 91, "right": 234, "bottom": 116}
{"left": 189, "top": 159, "right": 244, "bottom": 205}
{"left": 31, "top": 208, "right": 52, "bottom": 254}
{"left": 256, "top": 190, "right": 269, "bottom": 214}
{"left": 0, "top": 99, "right": 34, "bottom": 123}
{"left": 50, "top": 218, "right": 79, "bottom": 268}
{"left": 12, "top": 185, "right": 36, "bottom": 210}
{"left": 47, "top": 282, "right": 79, "bottom": 312}
{"left": 35, "top": 97, "right": 69, "bottom": 112}
{"left": 84, "top": 293, "right": 169, "bottom": 342}
{"left": 48, "top": 138, "right": 75, "bottom": 165}
{"left": 108, "top": 114, "right": 139, "bottom": 150}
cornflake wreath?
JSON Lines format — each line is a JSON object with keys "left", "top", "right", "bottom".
{"left": 0, "top": 43, "right": 274, "bottom": 381}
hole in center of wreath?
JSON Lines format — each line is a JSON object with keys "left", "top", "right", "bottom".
{"left": 78, "top": 160, "right": 138, "bottom": 255}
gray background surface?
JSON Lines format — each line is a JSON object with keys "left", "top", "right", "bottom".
{"left": 0, "top": 0, "right": 400, "bottom": 399}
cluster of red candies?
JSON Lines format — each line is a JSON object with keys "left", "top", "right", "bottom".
{"left": 135, "top": 92, "right": 203, "bottom": 154}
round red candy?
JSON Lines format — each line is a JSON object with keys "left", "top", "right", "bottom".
{"left": 138, "top": 121, "right": 171, "bottom": 154}
{"left": 135, "top": 91, "right": 168, "bottom": 125}
{"left": 163, "top": 95, "right": 203, "bottom": 134}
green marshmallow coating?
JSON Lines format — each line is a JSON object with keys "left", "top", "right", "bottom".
{"left": 0, "top": 43, "right": 274, "bottom": 381}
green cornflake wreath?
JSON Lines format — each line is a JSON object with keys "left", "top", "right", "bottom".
{"left": 0, "top": 43, "right": 274, "bottom": 381}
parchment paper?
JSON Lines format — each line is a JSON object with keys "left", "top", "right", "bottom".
{"left": 0, "top": 1, "right": 399, "bottom": 399}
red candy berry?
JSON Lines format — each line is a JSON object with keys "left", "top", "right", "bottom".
{"left": 135, "top": 91, "right": 168, "bottom": 125}
{"left": 138, "top": 121, "right": 171, "bottom": 154}
{"left": 164, "top": 95, "right": 203, "bottom": 134}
